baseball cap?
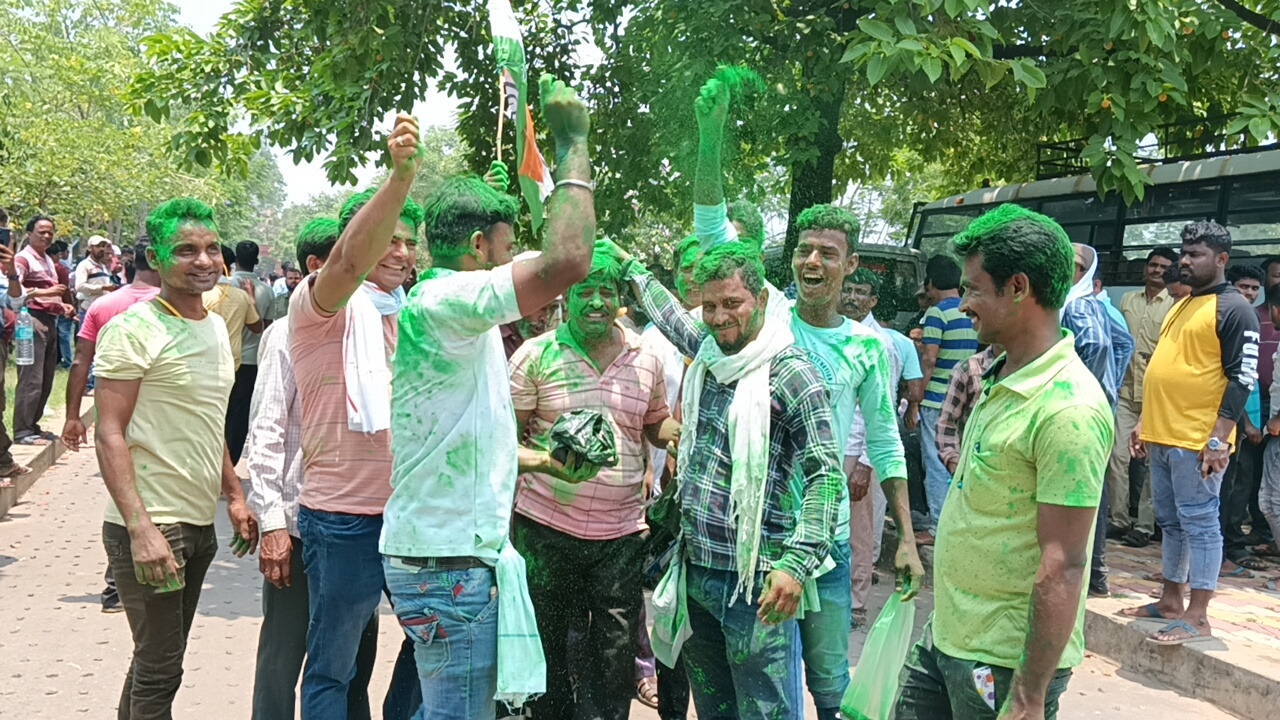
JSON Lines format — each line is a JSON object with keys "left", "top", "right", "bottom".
{"left": 88, "top": 235, "right": 110, "bottom": 247}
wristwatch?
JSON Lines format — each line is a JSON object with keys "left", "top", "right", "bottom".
{"left": 1207, "top": 437, "right": 1229, "bottom": 452}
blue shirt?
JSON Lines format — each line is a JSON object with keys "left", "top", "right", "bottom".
{"left": 1061, "top": 295, "right": 1135, "bottom": 409}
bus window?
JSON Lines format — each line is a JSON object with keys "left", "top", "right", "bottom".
{"left": 1126, "top": 183, "right": 1220, "bottom": 220}
{"left": 1040, "top": 195, "right": 1119, "bottom": 224}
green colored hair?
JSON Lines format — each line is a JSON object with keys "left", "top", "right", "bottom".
{"left": 145, "top": 198, "right": 217, "bottom": 268}
{"left": 796, "top": 204, "right": 860, "bottom": 254}
{"left": 951, "top": 203, "right": 1073, "bottom": 309}
{"left": 421, "top": 176, "right": 519, "bottom": 259}
{"left": 296, "top": 217, "right": 341, "bottom": 268}
{"left": 694, "top": 242, "right": 766, "bottom": 296}
{"left": 848, "top": 267, "right": 881, "bottom": 296}
{"left": 727, "top": 200, "right": 765, "bottom": 249}
{"left": 579, "top": 239, "right": 624, "bottom": 291}
{"left": 338, "top": 188, "right": 425, "bottom": 235}
{"left": 145, "top": 198, "right": 217, "bottom": 248}
{"left": 675, "top": 234, "right": 703, "bottom": 270}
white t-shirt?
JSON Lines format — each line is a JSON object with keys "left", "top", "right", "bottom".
{"left": 381, "top": 265, "right": 523, "bottom": 560}
{"left": 641, "top": 323, "right": 686, "bottom": 485}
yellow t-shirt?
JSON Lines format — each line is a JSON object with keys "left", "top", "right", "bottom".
{"left": 933, "top": 332, "right": 1113, "bottom": 670}
{"left": 203, "top": 284, "right": 261, "bottom": 369}
{"left": 97, "top": 301, "right": 234, "bottom": 527}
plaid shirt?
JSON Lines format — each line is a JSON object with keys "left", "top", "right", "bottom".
{"left": 245, "top": 322, "right": 304, "bottom": 536}
{"left": 631, "top": 269, "right": 842, "bottom": 582}
{"left": 936, "top": 346, "right": 998, "bottom": 469}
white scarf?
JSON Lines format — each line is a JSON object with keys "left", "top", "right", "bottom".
{"left": 1062, "top": 243, "right": 1098, "bottom": 318}
{"left": 677, "top": 303, "right": 795, "bottom": 606}
{"left": 342, "top": 282, "right": 404, "bottom": 434}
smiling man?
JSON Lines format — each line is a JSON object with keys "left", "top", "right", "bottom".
{"left": 508, "top": 244, "right": 677, "bottom": 720}
{"left": 615, "top": 240, "right": 843, "bottom": 720}
{"left": 95, "top": 198, "right": 258, "bottom": 719}
{"left": 894, "top": 204, "right": 1112, "bottom": 720}
{"left": 288, "top": 114, "right": 424, "bottom": 720}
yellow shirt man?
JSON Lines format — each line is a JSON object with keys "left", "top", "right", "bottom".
{"left": 203, "top": 284, "right": 262, "bottom": 369}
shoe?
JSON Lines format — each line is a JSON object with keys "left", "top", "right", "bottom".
{"left": 1122, "top": 530, "right": 1151, "bottom": 548}
{"left": 913, "top": 531, "right": 935, "bottom": 547}
{"left": 101, "top": 597, "right": 123, "bottom": 614}
{"left": 1153, "top": 527, "right": 1163, "bottom": 542}
{"left": 1088, "top": 581, "right": 1110, "bottom": 598}
{"left": 1107, "top": 523, "right": 1131, "bottom": 540}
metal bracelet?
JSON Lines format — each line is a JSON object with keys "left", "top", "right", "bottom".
{"left": 554, "top": 178, "right": 595, "bottom": 193}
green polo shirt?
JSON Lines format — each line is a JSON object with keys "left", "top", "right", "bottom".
{"left": 932, "top": 331, "right": 1113, "bottom": 670}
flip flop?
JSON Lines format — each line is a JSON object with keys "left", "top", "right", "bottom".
{"left": 1117, "top": 603, "right": 1173, "bottom": 620}
{"left": 0, "top": 463, "right": 31, "bottom": 479}
{"left": 1260, "top": 579, "right": 1280, "bottom": 594}
{"left": 1147, "top": 619, "right": 1213, "bottom": 646}
{"left": 1220, "top": 564, "right": 1255, "bottom": 579}
{"left": 1252, "top": 544, "right": 1280, "bottom": 558}
{"left": 14, "top": 436, "right": 50, "bottom": 446}
{"left": 1236, "top": 555, "right": 1272, "bottom": 571}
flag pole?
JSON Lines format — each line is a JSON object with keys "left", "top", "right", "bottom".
{"left": 496, "top": 75, "right": 507, "bottom": 163}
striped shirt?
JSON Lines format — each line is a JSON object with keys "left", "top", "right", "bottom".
{"left": 245, "top": 321, "right": 304, "bottom": 536}
{"left": 921, "top": 297, "right": 978, "bottom": 408}
{"left": 632, "top": 269, "right": 842, "bottom": 582}
{"left": 290, "top": 276, "right": 397, "bottom": 516}
{"left": 510, "top": 323, "right": 670, "bottom": 540}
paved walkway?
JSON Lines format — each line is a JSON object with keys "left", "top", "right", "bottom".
{"left": 1103, "top": 537, "right": 1280, "bottom": 651}
{"left": 0, "top": 437, "right": 1241, "bottom": 718}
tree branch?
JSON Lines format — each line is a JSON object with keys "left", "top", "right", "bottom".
{"left": 1215, "top": 0, "right": 1280, "bottom": 37}
{"left": 993, "top": 44, "right": 1076, "bottom": 60}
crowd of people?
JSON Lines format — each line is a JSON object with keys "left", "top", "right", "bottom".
{"left": 3, "top": 73, "right": 1277, "bottom": 720}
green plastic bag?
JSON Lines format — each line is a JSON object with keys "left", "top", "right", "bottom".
{"left": 841, "top": 591, "right": 916, "bottom": 720}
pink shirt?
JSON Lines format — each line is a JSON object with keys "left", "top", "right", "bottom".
{"left": 79, "top": 285, "right": 162, "bottom": 343}
{"left": 509, "top": 323, "right": 670, "bottom": 540}
{"left": 290, "top": 277, "right": 397, "bottom": 516}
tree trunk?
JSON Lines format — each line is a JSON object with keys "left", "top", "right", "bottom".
{"left": 778, "top": 86, "right": 846, "bottom": 286}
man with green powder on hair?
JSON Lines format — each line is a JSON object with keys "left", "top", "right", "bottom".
{"left": 892, "top": 204, "right": 1113, "bottom": 719}
{"left": 605, "top": 238, "right": 844, "bottom": 720}
{"left": 95, "top": 197, "right": 258, "bottom": 719}
{"left": 687, "top": 80, "right": 924, "bottom": 717}
{"left": 380, "top": 76, "right": 599, "bottom": 719}
{"left": 623, "top": 206, "right": 923, "bottom": 720}
{"left": 288, "top": 113, "right": 424, "bottom": 720}
{"left": 508, "top": 241, "right": 679, "bottom": 719}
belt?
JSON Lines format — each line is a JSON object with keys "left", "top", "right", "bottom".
{"left": 392, "top": 555, "right": 490, "bottom": 570}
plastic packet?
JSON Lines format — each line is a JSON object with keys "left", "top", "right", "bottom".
{"left": 549, "top": 409, "right": 618, "bottom": 470}
{"left": 841, "top": 591, "right": 917, "bottom": 720}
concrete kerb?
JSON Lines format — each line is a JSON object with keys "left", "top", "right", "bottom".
{"left": 878, "top": 526, "right": 1279, "bottom": 720}
{"left": 0, "top": 399, "right": 95, "bottom": 520}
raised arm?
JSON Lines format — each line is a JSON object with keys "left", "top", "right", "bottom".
{"left": 511, "top": 76, "right": 596, "bottom": 317}
{"left": 311, "top": 114, "right": 421, "bottom": 314}
{"left": 692, "top": 77, "right": 738, "bottom": 249}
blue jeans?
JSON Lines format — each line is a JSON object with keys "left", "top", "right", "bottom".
{"left": 1148, "top": 443, "right": 1224, "bottom": 592}
{"left": 683, "top": 565, "right": 804, "bottom": 720}
{"left": 383, "top": 558, "right": 499, "bottom": 720}
{"left": 56, "top": 315, "right": 74, "bottom": 368}
{"left": 799, "top": 541, "right": 852, "bottom": 713}
{"left": 298, "top": 508, "right": 388, "bottom": 720}
{"left": 919, "top": 406, "right": 952, "bottom": 533}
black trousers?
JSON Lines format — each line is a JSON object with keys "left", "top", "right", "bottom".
{"left": 511, "top": 514, "right": 646, "bottom": 720}
{"left": 103, "top": 521, "right": 218, "bottom": 720}
{"left": 225, "top": 363, "right": 258, "bottom": 465}
{"left": 14, "top": 310, "right": 59, "bottom": 440}
{"left": 1222, "top": 437, "right": 1266, "bottom": 561}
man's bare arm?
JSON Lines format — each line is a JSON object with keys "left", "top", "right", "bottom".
{"left": 512, "top": 76, "right": 595, "bottom": 316}
{"left": 1004, "top": 503, "right": 1095, "bottom": 716}
{"left": 312, "top": 114, "right": 421, "bottom": 315}
{"left": 61, "top": 338, "right": 95, "bottom": 451}
{"left": 920, "top": 344, "right": 940, "bottom": 385}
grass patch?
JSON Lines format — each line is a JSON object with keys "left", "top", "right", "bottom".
{"left": 4, "top": 362, "right": 71, "bottom": 432}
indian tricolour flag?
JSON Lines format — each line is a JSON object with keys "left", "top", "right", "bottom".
{"left": 488, "top": 0, "right": 553, "bottom": 234}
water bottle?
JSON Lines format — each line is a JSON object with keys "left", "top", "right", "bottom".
{"left": 15, "top": 308, "right": 34, "bottom": 366}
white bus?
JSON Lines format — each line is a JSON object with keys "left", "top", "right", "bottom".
{"left": 909, "top": 148, "right": 1280, "bottom": 291}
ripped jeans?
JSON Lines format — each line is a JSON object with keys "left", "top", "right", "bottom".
{"left": 383, "top": 559, "right": 499, "bottom": 720}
